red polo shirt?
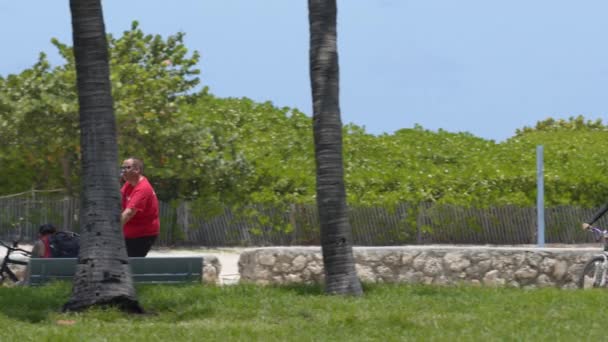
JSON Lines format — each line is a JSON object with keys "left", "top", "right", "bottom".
{"left": 121, "top": 176, "right": 160, "bottom": 239}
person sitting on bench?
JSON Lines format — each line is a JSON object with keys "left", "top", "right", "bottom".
{"left": 30, "top": 223, "right": 57, "bottom": 258}
{"left": 21, "top": 223, "right": 57, "bottom": 285}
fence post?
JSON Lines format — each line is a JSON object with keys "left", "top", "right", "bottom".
{"left": 416, "top": 203, "right": 424, "bottom": 244}
{"left": 177, "top": 201, "right": 190, "bottom": 239}
{"left": 289, "top": 203, "right": 297, "bottom": 245}
{"left": 62, "top": 194, "right": 69, "bottom": 231}
{"left": 23, "top": 187, "right": 34, "bottom": 240}
{"left": 537, "top": 145, "right": 545, "bottom": 247}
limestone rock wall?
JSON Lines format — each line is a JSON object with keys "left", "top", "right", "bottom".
{"left": 202, "top": 255, "right": 222, "bottom": 284}
{"left": 238, "top": 246, "right": 599, "bottom": 288}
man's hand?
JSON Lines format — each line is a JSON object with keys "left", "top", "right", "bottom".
{"left": 582, "top": 223, "right": 591, "bottom": 230}
{"left": 121, "top": 208, "right": 137, "bottom": 227}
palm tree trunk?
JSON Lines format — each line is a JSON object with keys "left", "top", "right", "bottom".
{"left": 63, "top": 0, "right": 142, "bottom": 313}
{"left": 308, "top": 0, "right": 362, "bottom": 296}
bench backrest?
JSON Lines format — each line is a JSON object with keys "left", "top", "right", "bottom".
{"left": 27, "top": 257, "right": 203, "bottom": 286}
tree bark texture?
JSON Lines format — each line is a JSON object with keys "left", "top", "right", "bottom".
{"left": 308, "top": 0, "right": 363, "bottom": 296}
{"left": 64, "top": 0, "right": 141, "bottom": 313}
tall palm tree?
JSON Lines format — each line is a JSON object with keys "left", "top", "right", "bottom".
{"left": 63, "top": 0, "right": 142, "bottom": 313}
{"left": 308, "top": 0, "right": 363, "bottom": 296}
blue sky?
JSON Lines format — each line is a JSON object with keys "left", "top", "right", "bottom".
{"left": 2, "top": 0, "right": 608, "bottom": 142}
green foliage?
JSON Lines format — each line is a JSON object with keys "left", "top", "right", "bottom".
{"left": 186, "top": 96, "right": 315, "bottom": 206}
{"left": 3, "top": 23, "right": 608, "bottom": 215}
{"left": 175, "top": 96, "right": 316, "bottom": 224}
{"left": 0, "top": 21, "right": 201, "bottom": 197}
{"left": 0, "top": 53, "right": 77, "bottom": 193}
{"left": 515, "top": 115, "right": 607, "bottom": 135}
{"left": 0, "top": 22, "right": 314, "bottom": 211}
{"left": 342, "top": 119, "right": 608, "bottom": 208}
{"left": 344, "top": 125, "right": 499, "bottom": 206}
{"left": 501, "top": 127, "right": 608, "bottom": 206}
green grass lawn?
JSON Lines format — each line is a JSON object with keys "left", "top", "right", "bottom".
{"left": 0, "top": 282, "right": 606, "bottom": 341}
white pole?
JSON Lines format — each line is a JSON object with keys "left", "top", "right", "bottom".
{"left": 537, "top": 145, "right": 545, "bottom": 247}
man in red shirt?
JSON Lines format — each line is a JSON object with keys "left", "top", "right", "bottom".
{"left": 120, "top": 157, "right": 160, "bottom": 257}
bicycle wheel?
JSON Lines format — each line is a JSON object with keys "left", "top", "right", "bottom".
{"left": 579, "top": 256, "right": 608, "bottom": 289}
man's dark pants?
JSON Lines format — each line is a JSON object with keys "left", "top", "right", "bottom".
{"left": 125, "top": 235, "right": 157, "bottom": 257}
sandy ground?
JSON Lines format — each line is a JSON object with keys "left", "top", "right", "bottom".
{"left": 149, "top": 247, "right": 244, "bottom": 284}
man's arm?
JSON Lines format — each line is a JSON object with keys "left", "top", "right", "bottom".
{"left": 30, "top": 239, "right": 45, "bottom": 258}
{"left": 583, "top": 203, "right": 608, "bottom": 229}
{"left": 121, "top": 208, "right": 137, "bottom": 227}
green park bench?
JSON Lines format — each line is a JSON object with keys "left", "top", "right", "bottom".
{"left": 26, "top": 256, "right": 203, "bottom": 286}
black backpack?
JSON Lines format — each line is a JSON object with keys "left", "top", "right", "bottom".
{"left": 48, "top": 231, "right": 80, "bottom": 258}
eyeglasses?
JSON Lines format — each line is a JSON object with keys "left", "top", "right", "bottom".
{"left": 120, "top": 166, "right": 133, "bottom": 170}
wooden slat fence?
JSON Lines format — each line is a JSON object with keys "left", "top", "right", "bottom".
{"left": 1, "top": 190, "right": 606, "bottom": 246}
{"left": 0, "top": 190, "right": 78, "bottom": 242}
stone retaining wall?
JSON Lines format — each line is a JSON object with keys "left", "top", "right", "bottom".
{"left": 202, "top": 255, "right": 222, "bottom": 284}
{"left": 238, "top": 246, "right": 601, "bottom": 288}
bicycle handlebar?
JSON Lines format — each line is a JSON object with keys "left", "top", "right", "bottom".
{"left": 587, "top": 226, "right": 608, "bottom": 243}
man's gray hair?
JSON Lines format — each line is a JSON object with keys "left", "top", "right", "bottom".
{"left": 127, "top": 157, "right": 144, "bottom": 173}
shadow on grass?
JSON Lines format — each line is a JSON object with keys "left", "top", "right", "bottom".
{"left": 261, "top": 282, "right": 407, "bottom": 297}
{"left": 0, "top": 282, "right": 423, "bottom": 324}
{"left": 267, "top": 283, "right": 325, "bottom": 296}
{"left": 0, "top": 282, "right": 71, "bottom": 323}
{"left": 0, "top": 282, "right": 174, "bottom": 323}
{"left": 267, "top": 283, "right": 385, "bottom": 296}
{"left": 0, "top": 283, "right": 198, "bottom": 323}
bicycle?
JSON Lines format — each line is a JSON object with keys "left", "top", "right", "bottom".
{"left": 0, "top": 240, "right": 31, "bottom": 285}
{"left": 579, "top": 226, "right": 608, "bottom": 288}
